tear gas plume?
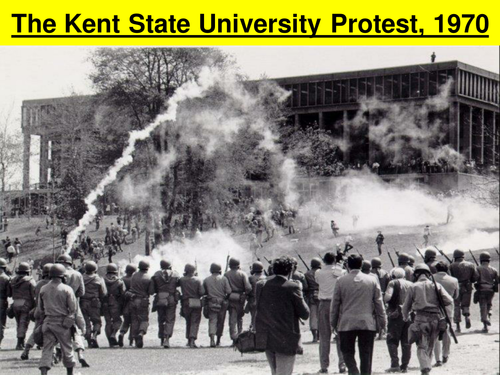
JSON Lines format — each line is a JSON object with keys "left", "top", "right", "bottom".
{"left": 438, "top": 229, "right": 499, "bottom": 254}
{"left": 65, "top": 68, "right": 218, "bottom": 253}
{"left": 279, "top": 158, "right": 300, "bottom": 208}
{"left": 118, "top": 229, "right": 251, "bottom": 279}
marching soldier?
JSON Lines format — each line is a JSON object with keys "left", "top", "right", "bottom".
{"left": 21, "top": 263, "right": 52, "bottom": 360}
{"left": 247, "top": 261, "right": 266, "bottom": 328}
{"left": 391, "top": 253, "right": 414, "bottom": 282}
{"left": 402, "top": 264, "right": 453, "bottom": 375}
{"left": 118, "top": 263, "right": 137, "bottom": 347}
{"left": 80, "top": 261, "right": 107, "bottom": 348}
{"left": 56, "top": 254, "right": 88, "bottom": 367}
{"left": 424, "top": 249, "right": 438, "bottom": 274}
{"left": 449, "top": 249, "right": 478, "bottom": 332}
{"left": 0, "top": 258, "right": 11, "bottom": 349}
{"left": 10, "top": 261, "right": 36, "bottom": 350}
{"left": 384, "top": 268, "right": 414, "bottom": 373}
{"left": 291, "top": 258, "right": 308, "bottom": 291}
{"left": 408, "top": 256, "right": 416, "bottom": 269}
{"left": 224, "top": 257, "right": 252, "bottom": 345}
{"left": 179, "top": 263, "right": 205, "bottom": 348}
{"left": 152, "top": 260, "right": 180, "bottom": 348}
{"left": 474, "top": 252, "right": 499, "bottom": 333}
{"left": 371, "top": 258, "right": 390, "bottom": 295}
{"left": 203, "top": 263, "right": 231, "bottom": 347}
{"left": 102, "top": 263, "right": 125, "bottom": 347}
{"left": 36, "top": 264, "right": 78, "bottom": 375}
{"left": 304, "top": 257, "right": 321, "bottom": 343}
{"left": 129, "top": 260, "right": 154, "bottom": 348}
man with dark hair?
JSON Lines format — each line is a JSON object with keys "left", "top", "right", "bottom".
{"left": 402, "top": 264, "right": 453, "bottom": 375}
{"left": 331, "top": 254, "right": 387, "bottom": 375}
{"left": 316, "top": 252, "right": 346, "bottom": 373}
{"left": 433, "top": 261, "right": 458, "bottom": 366}
{"left": 255, "top": 256, "right": 309, "bottom": 375}
{"left": 305, "top": 258, "right": 321, "bottom": 343}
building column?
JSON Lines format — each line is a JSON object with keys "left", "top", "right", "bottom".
{"left": 449, "top": 101, "right": 459, "bottom": 151}
{"left": 22, "top": 131, "right": 31, "bottom": 191}
{"left": 469, "top": 105, "right": 473, "bottom": 160}
{"left": 318, "top": 111, "right": 325, "bottom": 129}
{"left": 343, "top": 110, "right": 350, "bottom": 163}
{"left": 368, "top": 112, "right": 376, "bottom": 165}
{"left": 294, "top": 114, "right": 300, "bottom": 128}
{"left": 480, "top": 108, "right": 485, "bottom": 164}
{"left": 39, "top": 135, "right": 49, "bottom": 185}
{"left": 492, "top": 113, "right": 496, "bottom": 165}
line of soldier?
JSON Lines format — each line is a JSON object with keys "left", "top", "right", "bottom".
{"left": 299, "top": 247, "right": 498, "bottom": 375}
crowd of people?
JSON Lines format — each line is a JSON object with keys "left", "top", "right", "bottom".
{"left": 0, "top": 241, "right": 498, "bottom": 375}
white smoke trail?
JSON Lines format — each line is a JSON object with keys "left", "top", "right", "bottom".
{"left": 65, "top": 68, "right": 218, "bottom": 253}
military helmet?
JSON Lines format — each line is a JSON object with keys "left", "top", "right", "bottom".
{"left": 49, "top": 264, "right": 67, "bottom": 279}
{"left": 17, "top": 262, "right": 31, "bottom": 274}
{"left": 160, "top": 260, "right": 172, "bottom": 270}
{"left": 361, "top": 260, "right": 372, "bottom": 272}
{"left": 398, "top": 253, "right": 410, "bottom": 263}
{"left": 229, "top": 257, "right": 240, "bottom": 268}
{"left": 106, "top": 263, "right": 118, "bottom": 274}
{"left": 184, "top": 263, "right": 196, "bottom": 274}
{"left": 42, "top": 263, "right": 53, "bottom": 276}
{"left": 85, "top": 261, "right": 98, "bottom": 273}
{"left": 210, "top": 263, "right": 222, "bottom": 274}
{"left": 479, "top": 252, "right": 491, "bottom": 262}
{"left": 57, "top": 254, "right": 73, "bottom": 265}
{"left": 125, "top": 264, "right": 137, "bottom": 275}
{"left": 251, "top": 261, "right": 264, "bottom": 273}
{"left": 138, "top": 260, "right": 150, "bottom": 271}
{"left": 371, "top": 257, "right": 382, "bottom": 268}
{"left": 310, "top": 257, "right": 322, "bottom": 269}
{"left": 453, "top": 249, "right": 465, "bottom": 259}
{"left": 424, "top": 249, "right": 437, "bottom": 259}
{"left": 408, "top": 255, "right": 416, "bottom": 265}
{"left": 413, "top": 263, "right": 431, "bottom": 275}
{"left": 0, "top": 258, "right": 7, "bottom": 268}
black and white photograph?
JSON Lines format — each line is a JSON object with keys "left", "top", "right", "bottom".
{"left": 0, "top": 46, "right": 499, "bottom": 375}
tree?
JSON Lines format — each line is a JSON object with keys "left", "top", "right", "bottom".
{"left": 0, "top": 108, "right": 23, "bottom": 192}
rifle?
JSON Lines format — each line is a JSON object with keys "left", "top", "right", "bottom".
{"left": 194, "top": 258, "right": 198, "bottom": 276}
{"left": 263, "top": 256, "right": 272, "bottom": 265}
{"left": 387, "top": 251, "right": 395, "bottom": 268}
{"left": 434, "top": 245, "right": 452, "bottom": 263}
{"left": 295, "top": 251, "right": 310, "bottom": 271}
{"left": 393, "top": 248, "right": 400, "bottom": 257}
{"left": 414, "top": 245, "right": 425, "bottom": 261}
{"left": 495, "top": 248, "right": 499, "bottom": 257}
{"left": 128, "top": 252, "right": 132, "bottom": 263}
{"left": 469, "top": 250, "right": 479, "bottom": 266}
{"left": 430, "top": 273, "right": 458, "bottom": 344}
{"left": 224, "top": 253, "right": 230, "bottom": 273}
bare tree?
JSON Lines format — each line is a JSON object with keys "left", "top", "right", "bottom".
{"left": 0, "top": 108, "right": 23, "bottom": 192}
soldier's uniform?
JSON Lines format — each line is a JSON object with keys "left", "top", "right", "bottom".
{"left": 475, "top": 252, "right": 499, "bottom": 332}
{"left": 152, "top": 260, "right": 180, "bottom": 347}
{"left": 402, "top": 264, "right": 453, "bottom": 375}
{"left": 371, "top": 258, "right": 390, "bottom": 295}
{"left": 224, "top": 258, "right": 252, "bottom": 343}
{"left": 179, "top": 264, "right": 205, "bottom": 348}
{"left": 203, "top": 263, "right": 232, "bottom": 347}
{"left": 384, "top": 268, "right": 414, "bottom": 373}
{"left": 118, "top": 264, "right": 136, "bottom": 347}
{"left": 129, "top": 260, "right": 154, "bottom": 348}
{"left": 102, "top": 264, "right": 125, "bottom": 347}
{"left": 391, "top": 253, "right": 414, "bottom": 282}
{"left": 36, "top": 264, "right": 78, "bottom": 375}
{"left": 247, "top": 262, "right": 266, "bottom": 328}
{"left": 10, "top": 262, "right": 36, "bottom": 349}
{"left": 0, "top": 258, "right": 11, "bottom": 349}
{"left": 424, "top": 249, "right": 438, "bottom": 274}
{"left": 449, "top": 250, "right": 478, "bottom": 330}
{"left": 80, "top": 262, "right": 107, "bottom": 347}
{"left": 304, "top": 258, "right": 321, "bottom": 342}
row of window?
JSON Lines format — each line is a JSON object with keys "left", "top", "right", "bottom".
{"left": 458, "top": 70, "right": 499, "bottom": 104}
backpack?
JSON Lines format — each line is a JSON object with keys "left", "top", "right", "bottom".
{"left": 234, "top": 330, "right": 263, "bottom": 354}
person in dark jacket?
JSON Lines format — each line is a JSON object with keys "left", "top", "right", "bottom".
{"left": 255, "top": 256, "right": 310, "bottom": 375}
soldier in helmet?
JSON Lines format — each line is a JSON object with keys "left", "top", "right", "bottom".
{"left": 449, "top": 249, "right": 478, "bottom": 332}
{"left": 402, "top": 264, "right": 453, "bottom": 375}
{"left": 408, "top": 256, "right": 416, "bottom": 269}
{"left": 0, "top": 258, "right": 11, "bottom": 349}
{"left": 371, "top": 258, "right": 390, "bottom": 295}
{"left": 9, "top": 261, "right": 36, "bottom": 350}
{"left": 291, "top": 258, "right": 308, "bottom": 292}
{"left": 179, "top": 263, "right": 205, "bottom": 348}
{"left": 203, "top": 263, "right": 231, "bottom": 347}
{"left": 118, "top": 263, "right": 137, "bottom": 347}
{"left": 391, "top": 253, "right": 414, "bottom": 282}
{"left": 305, "top": 257, "right": 321, "bottom": 343}
{"left": 80, "top": 261, "right": 107, "bottom": 348}
{"left": 36, "top": 264, "right": 78, "bottom": 375}
{"left": 129, "top": 260, "right": 154, "bottom": 348}
{"left": 152, "top": 260, "right": 180, "bottom": 348}
{"left": 56, "top": 254, "right": 88, "bottom": 367}
{"left": 246, "top": 261, "right": 267, "bottom": 328}
{"left": 22, "top": 263, "right": 52, "bottom": 359}
{"left": 424, "top": 249, "right": 438, "bottom": 274}
{"left": 102, "top": 263, "right": 125, "bottom": 347}
{"left": 474, "top": 252, "right": 499, "bottom": 333}
{"left": 384, "top": 268, "right": 414, "bottom": 373}
{"left": 224, "top": 257, "right": 252, "bottom": 345}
